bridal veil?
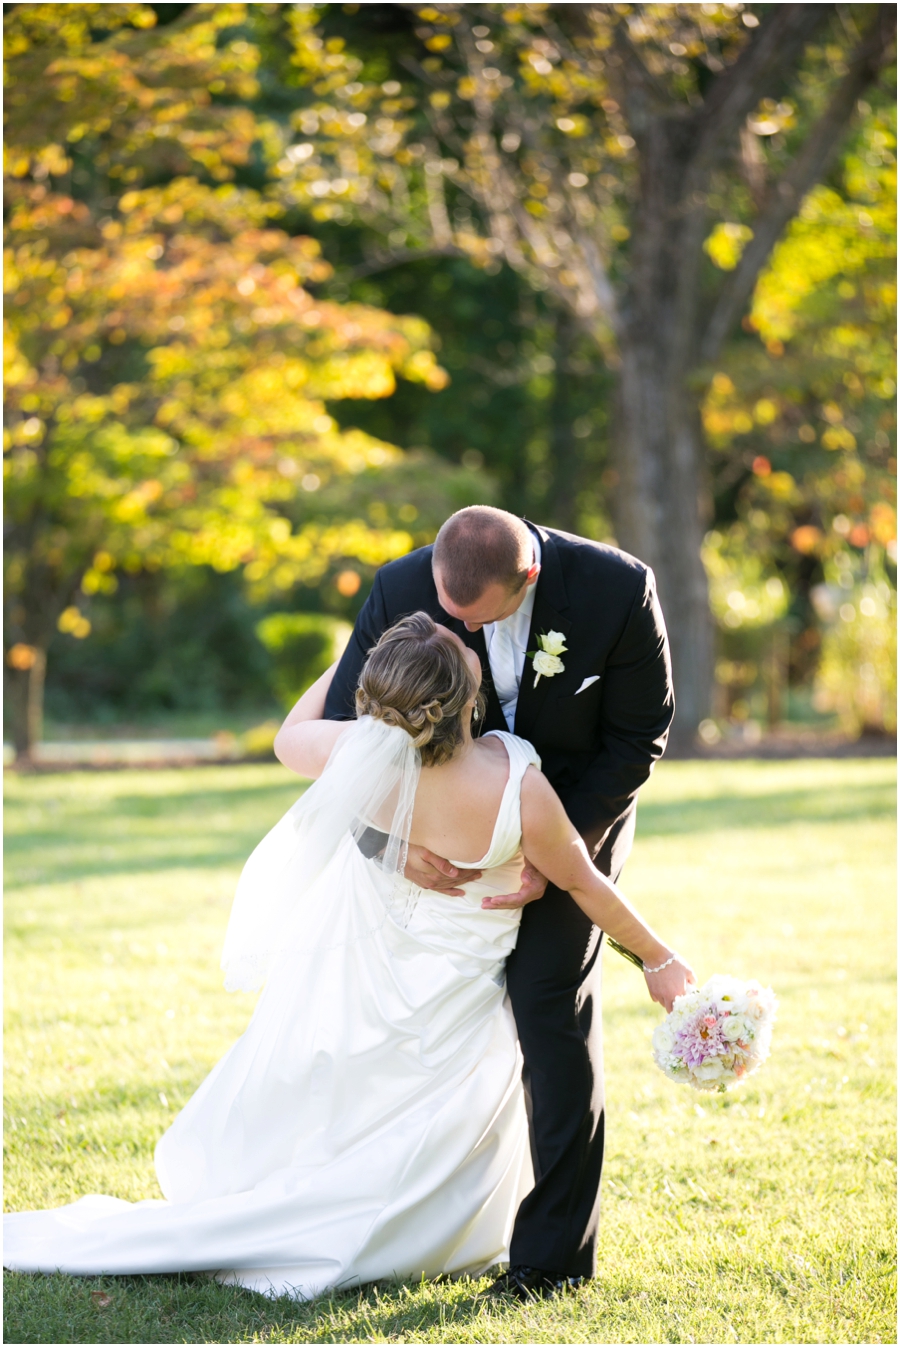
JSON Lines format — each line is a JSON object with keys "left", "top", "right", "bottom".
{"left": 220, "top": 716, "right": 421, "bottom": 993}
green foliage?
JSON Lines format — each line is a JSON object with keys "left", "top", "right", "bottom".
{"left": 256, "top": 611, "right": 351, "bottom": 710}
{"left": 281, "top": 447, "right": 497, "bottom": 582}
{"left": 703, "top": 100, "right": 896, "bottom": 565}
{"left": 703, "top": 532, "right": 790, "bottom": 632}
{"left": 752, "top": 109, "right": 896, "bottom": 350}
{"left": 3, "top": 2, "right": 496, "bottom": 753}
{"left": 814, "top": 567, "right": 897, "bottom": 735}
{"left": 41, "top": 567, "right": 278, "bottom": 725}
{"left": 704, "top": 222, "right": 754, "bottom": 272}
{"left": 4, "top": 3, "right": 896, "bottom": 744}
{"left": 324, "top": 257, "right": 613, "bottom": 538}
{"left": 228, "top": 6, "right": 616, "bottom": 537}
{"left": 260, "top": 2, "right": 895, "bottom": 737}
{"left": 3, "top": 166, "right": 442, "bottom": 613}
{"left": 4, "top": 758, "right": 896, "bottom": 1342}
{"left": 268, "top": 5, "right": 860, "bottom": 346}
{"left": 700, "top": 95, "right": 896, "bottom": 726}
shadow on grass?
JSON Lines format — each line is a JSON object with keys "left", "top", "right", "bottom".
{"left": 5, "top": 840, "right": 275, "bottom": 890}
{"left": 636, "top": 780, "right": 894, "bottom": 838}
{"left": 4, "top": 782, "right": 302, "bottom": 889}
{"left": 2, "top": 1270, "right": 510, "bottom": 1345}
{"left": 5, "top": 770, "right": 895, "bottom": 891}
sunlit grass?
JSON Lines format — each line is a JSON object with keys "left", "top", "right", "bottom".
{"left": 4, "top": 758, "right": 896, "bottom": 1344}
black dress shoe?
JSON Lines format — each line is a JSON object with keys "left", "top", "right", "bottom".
{"left": 488, "top": 1264, "right": 585, "bottom": 1301}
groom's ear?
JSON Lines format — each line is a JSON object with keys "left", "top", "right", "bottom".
{"left": 526, "top": 563, "right": 541, "bottom": 586}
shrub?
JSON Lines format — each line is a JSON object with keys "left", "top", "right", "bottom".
{"left": 256, "top": 614, "right": 352, "bottom": 711}
{"left": 814, "top": 583, "right": 896, "bottom": 735}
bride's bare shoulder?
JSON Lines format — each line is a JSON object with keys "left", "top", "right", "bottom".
{"left": 475, "top": 734, "right": 509, "bottom": 759}
{"left": 469, "top": 735, "right": 518, "bottom": 783}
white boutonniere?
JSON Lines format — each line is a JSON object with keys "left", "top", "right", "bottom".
{"left": 528, "top": 630, "right": 568, "bottom": 687}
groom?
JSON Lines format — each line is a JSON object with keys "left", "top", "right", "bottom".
{"left": 324, "top": 506, "right": 674, "bottom": 1298}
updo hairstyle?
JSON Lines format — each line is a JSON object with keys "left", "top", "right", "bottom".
{"left": 356, "top": 611, "right": 484, "bottom": 766}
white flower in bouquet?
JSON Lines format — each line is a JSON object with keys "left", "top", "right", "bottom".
{"left": 651, "top": 975, "right": 777, "bottom": 1092}
{"left": 722, "top": 1015, "right": 745, "bottom": 1041}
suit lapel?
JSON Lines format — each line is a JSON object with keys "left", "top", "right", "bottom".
{"left": 514, "top": 526, "right": 571, "bottom": 739}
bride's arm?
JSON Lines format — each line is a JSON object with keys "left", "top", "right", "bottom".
{"left": 273, "top": 663, "right": 351, "bottom": 778}
{"left": 520, "top": 767, "right": 695, "bottom": 1012}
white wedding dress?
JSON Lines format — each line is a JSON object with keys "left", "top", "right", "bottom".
{"left": 4, "top": 730, "right": 539, "bottom": 1298}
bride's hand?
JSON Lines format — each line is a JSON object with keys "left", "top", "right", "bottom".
{"left": 480, "top": 861, "right": 548, "bottom": 911}
{"left": 643, "top": 956, "right": 696, "bottom": 1014}
{"left": 404, "top": 844, "right": 482, "bottom": 896}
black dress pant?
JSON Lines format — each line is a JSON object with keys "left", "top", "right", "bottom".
{"left": 505, "top": 881, "right": 610, "bottom": 1279}
{"left": 506, "top": 797, "right": 633, "bottom": 1271}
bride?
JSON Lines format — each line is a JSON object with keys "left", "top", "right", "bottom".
{"left": 4, "top": 612, "right": 694, "bottom": 1297}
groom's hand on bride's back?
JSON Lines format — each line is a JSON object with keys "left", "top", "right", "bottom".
{"left": 480, "top": 861, "right": 548, "bottom": 911}
{"left": 404, "top": 845, "right": 482, "bottom": 895}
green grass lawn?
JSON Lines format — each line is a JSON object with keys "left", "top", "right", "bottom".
{"left": 4, "top": 758, "right": 896, "bottom": 1345}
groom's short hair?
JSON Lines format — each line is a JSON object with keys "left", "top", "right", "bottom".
{"left": 432, "top": 506, "right": 533, "bottom": 607}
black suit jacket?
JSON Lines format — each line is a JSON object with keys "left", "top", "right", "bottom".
{"left": 324, "top": 524, "right": 674, "bottom": 877}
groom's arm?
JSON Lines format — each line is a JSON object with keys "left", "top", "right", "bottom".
{"left": 558, "top": 567, "right": 674, "bottom": 860}
{"left": 323, "top": 572, "right": 390, "bottom": 720}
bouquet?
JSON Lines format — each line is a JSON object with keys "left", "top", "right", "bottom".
{"left": 651, "top": 974, "right": 778, "bottom": 1092}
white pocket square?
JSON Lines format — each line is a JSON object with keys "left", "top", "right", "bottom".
{"left": 575, "top": 676, "right": 600, "bottom": 695}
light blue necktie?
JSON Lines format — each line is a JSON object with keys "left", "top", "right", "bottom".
{"left": 490, "top": 619, "right": 520, "bottom": 732}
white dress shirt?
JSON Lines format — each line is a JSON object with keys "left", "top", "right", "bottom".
{"left": 483, "top": 532, "right": 542, "bottom": 732}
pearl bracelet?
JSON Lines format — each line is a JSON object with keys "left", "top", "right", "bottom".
{"left": 643, "top": 952, "right": 678, "bottom": 975}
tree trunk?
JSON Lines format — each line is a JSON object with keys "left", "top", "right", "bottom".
{"left": 599, "top": 3, "right": 891, "bottom": 748}
{"left": 609, "top": 116, "right": 715, "bottom": 751}
{"left": 547, "top": 306, "right": 580, "bottom": 532}
{"left": 611, "top": 347, "right": 713, "bottom": 750}
{"left": 6, "top": 647, "right": 47, "bottom": 770}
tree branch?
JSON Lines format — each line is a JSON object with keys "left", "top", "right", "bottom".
{"left": 397, "top": 52, "right": 451, "bottom": 91}
{"left": 423, "top": 141, "right": 453, "bottom": 248}
{"left": 607, "top": 17, "right": 673, "bottom": 132}
{"left": 449, "top": 16, "right": 620, "bottom": 338}
{"left": 699, "top": 4, "right": 896, "bottom": 364}
{"left": 343, "top": 243, "right": 464, "bottom": 282}
{"left": 693, "top": 4, "right": 833, "bottom": 168}
{"left": 739, "top": 124, "right": 767, "bottom": 209}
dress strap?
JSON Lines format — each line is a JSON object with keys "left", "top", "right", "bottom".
{"left": 481, "top": 730, "right": 541, "bottom": 783}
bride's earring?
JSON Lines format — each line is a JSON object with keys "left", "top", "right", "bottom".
{"left": 472, "top": 705, "right": 480, "bottom": 723}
